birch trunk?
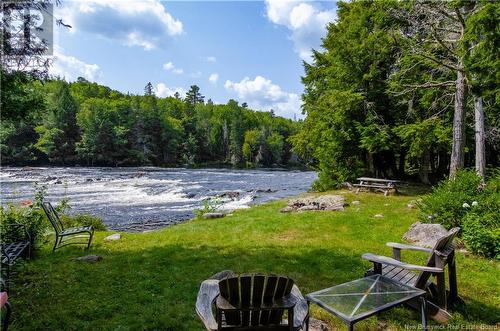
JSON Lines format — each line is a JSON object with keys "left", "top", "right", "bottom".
{"left": 474, "top": 96, "right": 486, "bottom": 179}
{"left": 449, "top": 68, "right": 466, "bottom": 178}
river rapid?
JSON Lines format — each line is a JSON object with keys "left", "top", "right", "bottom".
{"left": 0, "top": 167, "right": 316, "bottom": 231}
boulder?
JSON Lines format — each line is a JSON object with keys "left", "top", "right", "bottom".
{"left": 104, "top": 233, "right": 121, "bottom": 241}
{"left": 74, "top": 255, "right": 102, "bottom": 262}
{"left": 218, "top": 192, "right": 240, "bottom": 199}
{"left": 403, "top": 222, "right": 449, "bottom": 248}
{"left": 203, "top": 212, "right": 225, "bottom": 219}
{"left": 280, "top": 195, "right": 346, "bottom": 213}
{"left": 279, "top": 206, "right": 295, "bottom": 213}
{"left": 407, "top": 203, "right": 416, "bottom": 209}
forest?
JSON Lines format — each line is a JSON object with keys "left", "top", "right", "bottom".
{"left": 1, "top": 0, "right": 499, "bottom": 189}
{"left": 0, "top": 76, "right": 300, "bottom": 168}
{"left": 293, "top": 0, "right": 499, "bottom": 189}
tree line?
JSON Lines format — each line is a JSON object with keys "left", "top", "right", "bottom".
{"left": 1, "top": 75, "right": 301, "bottom": 168}
{"left": 293, "top": 0, "right": 499, "bottom": 190}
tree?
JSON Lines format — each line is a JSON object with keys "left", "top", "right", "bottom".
{"left": 394, "top": 1, "right": 484, "bottom": 178}
{"left": 144, "top": 82, "right": 154, "bottom": 96}
{"left": 185, "top": 85, "right": 204, "bottom": 106}
{"left": 35, "top": 81, "right": 80, "bottom": 163}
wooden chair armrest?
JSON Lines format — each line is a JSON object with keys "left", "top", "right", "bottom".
{"left": 362, "top": 253, "right": 444, "bottom": 273}
{"left": 195, "top": 280, "right": 219, "bottom": 331}
{"left": 386, "top": 242, "right": 432, "bottom": 253}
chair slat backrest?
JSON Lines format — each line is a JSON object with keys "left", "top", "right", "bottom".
{"left": 414, "top": 227, "right": 460, "bottom": 289}
{"left": 218, "top": 274, "right": 295, "bottom": 328}
{"left": 41, "top": 202, "right": 64, "bottom": 234}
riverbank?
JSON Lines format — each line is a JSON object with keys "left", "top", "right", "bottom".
{"left": 11, "top": 190, "right": 499, "bottom": 330}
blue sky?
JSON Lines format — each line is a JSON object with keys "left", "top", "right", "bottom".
{"left": 51, "top": 0, "right": 338, "bottom": 118}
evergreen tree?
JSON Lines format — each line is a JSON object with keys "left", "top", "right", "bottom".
{"left": 35, "top": 81, "right": 80, "bottom": 164}
{"left": 185, "top": 85, "right": 204, "bottom": 106}
{"left": 144, "top": 82, "right": 154, "bottom": 96}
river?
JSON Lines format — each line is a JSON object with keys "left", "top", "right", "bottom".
{"left": 0, "top": 167, "right": 316, "bottom": 231}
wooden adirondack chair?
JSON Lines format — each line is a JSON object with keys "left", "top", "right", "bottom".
{"left": 42, "top": 202, "right": 94, "bottom": 252}
{"left": 196, "top": 272, "right": 309, "bottom": 331}
{"left": 362, "top": 227, "right": 460, "bottom": 322}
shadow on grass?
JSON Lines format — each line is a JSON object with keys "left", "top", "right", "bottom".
{"left": 12, "top": 242, "right": 500, "bottom": 330}
{"left": 13, "top": 243, "right": 362, "bottom": 330}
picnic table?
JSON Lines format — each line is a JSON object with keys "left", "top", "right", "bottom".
{"left": 353, "top": 177, "right": 403, "bottom": 196}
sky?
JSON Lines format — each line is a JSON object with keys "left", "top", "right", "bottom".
{"left": 50, "top": 0, "right": 338, "bottom": 119}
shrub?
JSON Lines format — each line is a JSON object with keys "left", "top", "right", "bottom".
{"left": 195, "top": 197, "right": 223, "bottom": 218}
{"left": 59, "top": 214, "right": 107, "bottom": 231}
{"left": 418, "top": 170, "right": 484, "bottom": 228}
{"left": 419, "top": 170, "right": 500, "bottom": 258}
{"left": 0, "top": 183, "right": 49, "bottom": 249}
{"left": 462, "top": 213, "right": 500, "bottom": 259}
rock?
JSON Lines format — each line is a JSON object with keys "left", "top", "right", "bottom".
{"left": 374, "top": 214, "right": 384, "bottom": 218}
{"left": 218, "top": 191, "right": 240, "bottom": 199}
{"left": 256, "top": 188, "right": 277, "bottom": 193}
{"left": 298, "top": 205, "right": 319, "bottom": 211}
{"left": 280, "top": 206, "right": 294, "bottom": 213}
{"left": 407, "top": 203, "right": 416, "bottom": 209}
{"left": 74, "top": 255, "right": 102, "bottom": 262}
{"left": 186, "top": 192, "right": 197, "bottom": 198}
{"left": 203, "top": 212, "right": 225, "bottom": 219}
{"left": 281, "top": 195, "right": 346, "bottom": 213}
{"left": 403, "top": 222, "right": 449, "bottom": 248}
{"left": 351, "top": 200, "right": 360, "bottom": 205}
{"left": 104, "top": 233, "right": 121, "bottom": 241}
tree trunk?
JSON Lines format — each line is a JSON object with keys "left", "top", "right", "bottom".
{"left": 419, "top": 150, "right": 431, "bottom": 185}
{"left": 474, "top": 96, "right": 486, "bottom": 180}
{"left": 449, "top": 68, "right": 466, "bottom": 178}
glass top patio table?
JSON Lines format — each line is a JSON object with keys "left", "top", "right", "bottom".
{"left": 306, "top": 275, "right": 426, "bottom": 324}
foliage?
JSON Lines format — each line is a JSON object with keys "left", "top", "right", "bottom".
{"left": 0, "top": 183, "right": 49, "bottom": 248}
{"left": 194, "top": 197, "right": 223, "bottom": 218}
{"left": 2, "top": 78, "right": 300, "bottom": 168}
{"left": 59, "top": 214, "right": 107, "bottom": 231}
{"left": 462, "top": 213, "right": 499, "bottom": 259}
{"left": 419, "top": 170, "right": 500, "bottom": 258}
{"left": 11, "top": 190, "right": 500, "bottom": 329}
{"left": 294, "top": 0, "right": 500, "bottom": 189}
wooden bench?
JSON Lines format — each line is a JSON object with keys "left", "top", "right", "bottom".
{"left": 0, "top": 224, "right": 31, "bottom": 291}
{"left": 353, "top": 177, "right": 404, "bottom": 196}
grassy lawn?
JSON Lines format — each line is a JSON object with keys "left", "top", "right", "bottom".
{"left": 10, "top": 190, "right": 500, "bottom": 330}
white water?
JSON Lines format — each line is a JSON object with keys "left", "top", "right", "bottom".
{"left": 0, "top": 167, "right": 316, "bottom": 230}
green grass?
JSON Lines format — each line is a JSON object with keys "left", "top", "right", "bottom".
{"left": 10, "top": 190, "right": 500, "bottom": 330}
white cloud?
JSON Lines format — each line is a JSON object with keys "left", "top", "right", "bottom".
{"left": 224, "top": 75, "right": 302, "bottom": 119}
{"left": 163, "top": 61, "right": 183, "bottom": 74}
{"left": 205, "top": 56, "right": 217, "bottom": 63}
{"left": 208, "top": 73, "right": 219, "bottom": 84}
{"left": 265, "top": 0, "right": 336, "bottom": 62}
{"left": 155, "top": 83, "right": 185, "bottom": 98}
{"left": 58, "top": 0, "right": 183, "bottom": 50}
{"left": 49, "top": 48, "right": 102, "bottom": 82}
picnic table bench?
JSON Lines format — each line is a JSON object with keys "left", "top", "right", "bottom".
{"left": 353, "top": 177, "right": 404, "bottom": 196}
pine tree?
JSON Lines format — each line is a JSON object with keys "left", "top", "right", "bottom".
{"left": 144, "top": 82, "right": 154, "bottom": 96}
{"left": 185, "top": 85, "right": 204, "bottom": 105}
